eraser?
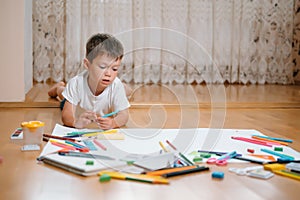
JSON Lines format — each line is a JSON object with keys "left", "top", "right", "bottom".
{"left": 200, "top": 153, "right": 211, "bottom": 158}
{"left": 193, "top": 156, "right": 203, "bottom": 162}
{"left": 212, "top": 171, "right": 224, "bottom": 179}
{"left": 127, "top": 160, "right": 134, "bottom": 165}
{"left": 274, "top": 147, "right": 283, "bottom": 152}
{"left": 86, "top": 160, "right": 94, "bottom": 165}
{"left": 21, "top": 144, "right": 40, "bottom": 151}
{"left": 248, "top": 169, "right": 274, "bottom": 179}
{"left": 99, "top": 174, "right": 111, "bottom": 182}
{"left": 247, "top": 148, "right": 255, "bottom": 153}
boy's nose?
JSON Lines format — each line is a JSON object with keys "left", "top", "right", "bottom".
{"left": 104, "top": 68, "right": 112, "bottom": 76}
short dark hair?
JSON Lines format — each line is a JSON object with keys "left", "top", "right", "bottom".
{"left": 86, "top": 33, "right": 124, "bottom": 63}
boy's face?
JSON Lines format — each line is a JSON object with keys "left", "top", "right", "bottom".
{"left": 84, "top": 54, "right": 121, "bottom": 93}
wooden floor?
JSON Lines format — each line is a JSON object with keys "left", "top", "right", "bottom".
{"left": 0, "top": 83, "right": 300, "bottom": 150}
{"left": 1, "top": 83, "right": 300, "bottom": 200}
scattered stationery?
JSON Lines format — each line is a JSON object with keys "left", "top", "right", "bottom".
{"left": 43, "top": 133, "right": 79, "bottom": 142}
{"left": 49, "top": 139, "right": 77, "bottom": 151}
{"left": 206, "top": 151, "right": 237, "bottom": 166}
{"left": 247, "top": 169, "right": 274, "bottom": 179}
{"left": 247, "top": 154, "right": 276, "bottom": 161}
{"left": 165, "top": 140, "right": 194, "bottom": 166}
{"left": 82, "top": 129, "right": 118, "bottom": 137}
{"left": 252, "top": 135, "right": 293, "bottom": 143}
{"left": 212, "top": 171, "right": 224, "bottom": 179}
{"left": 10, "top": 128, "right": 23, "bottom": 139}
{"left": 93, "top": 139, "right": 107, "bottom": 151}
{"left": 58, "top": 151, "right": 115, "bottom": 160}
{"left": 146, "top": 165, "right": 200, "bottom": 176}
{"left": 251, "top": 135, "right": 289, "bottom": 146}
{"left": 38, "top": 124, "right": 300, "bottom": 181}
{"left": 273, "top": 170, "right": 300, "bottom": 181}
{"left": 261, "top": 148, "right": 294, "bottom": 160}
{"left": 161, "top": 166, "right": 209, "bottom": 178}
{"left": 159, "top": 141, "right": 169, "bottom": 152}
{"left": 133, "top": 153, "right": 176, "bottom": 171}
{"left": 232, "top": 156, "right": 268, "bottom": 165}
{"left": 82, "top": 140, "right": 97, "bottom": 151}
{"left": 197, "top": 150, "right": 242, "bottom": 157}
{"left": 231, "top": 136, "right": 273, "bottom": 147}
{"left": 286, "top": 162, "right": 300, "bottom": 173}
{"left": 102, "top": 110, "right": 120, "bottom": 118}
{"left": 98, "top": 171, "right": 169, "bottom": 184}
{"left": 229, "top": 166, "right": 264, "bottom": 176}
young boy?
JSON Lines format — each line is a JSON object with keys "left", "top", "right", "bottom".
{"left": 48, "top": 33, "right": 131, "bottom": 130}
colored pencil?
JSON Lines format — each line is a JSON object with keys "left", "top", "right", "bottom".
{"left": 98, "top": 171, "right": 169, "bottom": 184}
{"left": 252, "top": 136, "right": 289, "bottom": 146}
{"left": 231, "top": 136, "right": 273, "bottom": 147}
{"left": 162, "top": 166, "right": 209, "bottom": 178}
{"left": 93, "top": 139, "right": 107, "bottom": 151}
{"left": 146, "top": 166, "right": 196, "bottom": 175}
{"left": 102, "top": 110, "right": 119, "bottom": 118}
{"left": 252, "top": 135, "right": 293, "bottom": 143}
{"left": 261, "top": 148, "right": 294, "bottom": 160}
{"left": 43, "top": 133, "right": 79, "bottom": 142}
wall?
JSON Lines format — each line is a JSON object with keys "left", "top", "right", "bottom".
{"left": 0, "top": 0, "right": 32, "bottom": 102}
{"left": 24, "top": 0, "right": 33, "bottom": 94}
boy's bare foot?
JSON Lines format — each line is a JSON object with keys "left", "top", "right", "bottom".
{"left": 48, "top": 82, "right": 65, "bottom": 98}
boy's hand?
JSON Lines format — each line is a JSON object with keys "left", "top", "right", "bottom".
{"left": 96, "top": 117, "right": 116, "bottom": 130}
{"left": 74, "top": 111, "right": 97, "bottom": 129}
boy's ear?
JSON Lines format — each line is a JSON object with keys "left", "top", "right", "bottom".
{"left": 83, "top": 58, "right": 90, "bottom": 69}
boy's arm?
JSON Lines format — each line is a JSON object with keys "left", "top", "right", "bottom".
{"left": 113, "top": 109, "right": 129, "bottom": 128}
{"left": 61, "top": 100, "right": 97, "bottom": 128}
{"left": 96, "top": 109, "right": 129, "bottom": 130}
{"left": 61, "top": 100, "right": 77, "bottom": 127}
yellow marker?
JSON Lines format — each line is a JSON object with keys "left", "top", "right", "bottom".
{"left": 159, "top": 141, "right": 169, "bottom": 152}
{"left": 98, "top": 171, "right": 169, "bottom": 184}
{"left": 274, "top": 170, "right": 300, "bottom": 181}
{"left": 263, "top": 163, "right": 286, "bottom": 171}
{"left": 49, "top": 139, "right": 73, "bottom": 146}
{"left": 83, "top": 129, "right": 118, "bottom": 137}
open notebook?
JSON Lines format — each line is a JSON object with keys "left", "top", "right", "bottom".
{"left": 38, "top": 124, "right": 300, "bottom": 176}
{"left": 37, "top": 124, "right": 176, "bottom": 176}
{"left": 38, "top": 124, "right": 129, "bottom": 176}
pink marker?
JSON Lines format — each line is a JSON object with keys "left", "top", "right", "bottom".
{"left": 93, "top": 139, "right": 107, "bottom": 151}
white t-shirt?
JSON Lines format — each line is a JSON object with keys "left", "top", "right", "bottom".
{"left": 62, "top": 70, "right": 130, "bottom": 116}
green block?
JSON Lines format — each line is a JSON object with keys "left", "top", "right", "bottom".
{"left": 193, "top": 156, "right": 203, "bottom": 162}
{"left": 127, "top": 160, "right": 134, "bottom": 165}
{"left": 200, "top": 153, "right": 211, "bottom": 158}
{"left": 99, "top": 174, "right": 111, "bottom": 182}
{"left": 274, "top": 147, "right": 283, "bottom": 152}
{"left": 86, "top": 160, "right": 94, "bottom": 165}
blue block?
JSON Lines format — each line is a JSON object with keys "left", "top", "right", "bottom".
{"left": 212, "top": 171, "right": 224, "bottom": 179}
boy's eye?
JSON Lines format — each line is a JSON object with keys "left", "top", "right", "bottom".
{"left": 112, "top": 68, "right": 118, "bottom": 71}
{"left": 99, "top": 65, "right": 107, "bottom": 69}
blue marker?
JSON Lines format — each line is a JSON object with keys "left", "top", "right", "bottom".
{"left": 252, "top": 135, "right": 293, "bottom": 143}
{"left": 102, "top": 110, "right": 119, "bottom": 118}
{"left": 261, "top": 148, "right": 294, "bottom": 160}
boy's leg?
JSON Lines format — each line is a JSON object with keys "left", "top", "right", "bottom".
{"left": 48, "top": 82, "right": 65, "bottom": 100}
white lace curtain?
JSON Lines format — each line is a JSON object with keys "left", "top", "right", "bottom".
{"left": 32, "top": 0, "right": 299, "bottom": 84}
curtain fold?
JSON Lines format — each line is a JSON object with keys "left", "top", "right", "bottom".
{"left": 33, "top": 0, "right": 299, "bottom": 84}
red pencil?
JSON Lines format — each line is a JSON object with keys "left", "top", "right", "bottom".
{"left": 43, "top": 133, "right": 78, "bottom": 142}
{"left": 231, "top": 136, "right": 272, "bottom": 147}
{"left": 166, "top": 140, "right": 177, "bottom": 150}
{"left": 50, "top": 140, "right": 77, "bottom": 151}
